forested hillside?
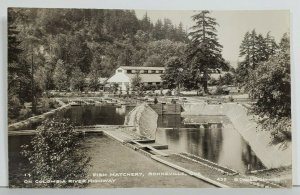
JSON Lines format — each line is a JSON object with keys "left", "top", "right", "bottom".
{"left": 8, "top": 8, "right": 188, "bottom": 93}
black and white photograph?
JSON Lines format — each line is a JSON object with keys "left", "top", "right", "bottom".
{"left": 7, "top": 8, "right": 292, "bottom": 188}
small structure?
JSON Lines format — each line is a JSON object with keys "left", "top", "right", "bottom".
{"left": 107, "top": 66, "right": 165, "bottom": 93}
{"left": 124, "top": 103, "right": 158, "bottom": 140}
{"left": 209, "top": 68, "right": 228, "bottom": 80}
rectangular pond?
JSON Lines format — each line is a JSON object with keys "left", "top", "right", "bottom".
{"left": 9, "top": 104, "right": 266, "bottom": 184}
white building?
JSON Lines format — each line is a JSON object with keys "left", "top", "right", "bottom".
{"left": 107, "top": 66, "right": 165, "bottom": 93}
{"left": 209, "top": 68, "right": 229, "bottom": 80}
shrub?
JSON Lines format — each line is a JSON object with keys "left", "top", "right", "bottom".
{"left": 154, "top": 97, "right": 158, "bottom": 104}
{"left": 48, "top": 99, "right": 59, "bottom": 109}
{"left": 18, "top": 108, "right": 32, "bottom": 120}
{"left": 8, "top": 95, "right": 22, "bottom": 120}
{"left": 214, "top": 86, "right": 225, "bottom": 95}
{"left": 208, "top": 77, "right": 218, "bottom": 86}
{"left": 21, "top": 118, "right": 91, "bottom": 188}
{"left": 166, "top": 90, "right": 172, "bottom": 96}
{"left": 259, "top": 117, "right": 291, "bottom": 147}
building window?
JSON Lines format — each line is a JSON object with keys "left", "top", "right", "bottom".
{"left": 117, "top": 69, "right": 122, "bottom": 73}
{"left": 156, "top": 82, "right": 160, "bottom": 85}
{"left": 127, "top": 70, "right": 132, "bottom": 74}
{"left": 159, "top": 70, "right": 163, "bottom": 73}
{"left": 144, "top": 70, "right": 148, "bottom": 74}
{"left": 151, "top": 70, "right": 156, "bottom": 73}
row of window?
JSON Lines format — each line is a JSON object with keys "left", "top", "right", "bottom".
{"left": 117, "top": 69, "right": 164, "bottom": 74}
{"left": 117, "top": 82, "right": 162, "bottom": 85}
{"left": 127, "top": 70, "right": 164, "bottom": 74}
{"left": 144, "top": 82, "right": 162, "bottom": 85}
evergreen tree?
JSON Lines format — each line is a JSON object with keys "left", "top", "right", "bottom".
{"left": 238, "top": 30, "right": 279, "bottom": 84}
{"left": 238, "top": 31, "right": 251, "bottom": 78}
{"left": 53, "top": 59, "right": 68, "bottom": 91}
{"left": 176, "top": 22, "right": 188, "bottom": 42}
{"left": 246, "top": 33, "right": 291, "bottom": 143}
{"left": 8, "top": 9, "right": 32, "bottom": 117}
{"left": 264, "top": 32, "right": 278, "bottom": 60}
{"left": 152, "top": 19, "right": 164, "bottom": 40}
{"left": 70, "top": 67, "right": 86, "bottom": 91}
{"left": 88, "top": 54, "right": 102, "bottom": 91}
{"left": 161, "top": 57, "right": 186, "bottom": 90}
{"left": 140, "top": 12, "right": 152, "bottom": 32}
{"left": 131, "top": 71, "right": 142, "bottom": 93}
{"left": 187, "top": 10, "right": 226, "bottom": 93}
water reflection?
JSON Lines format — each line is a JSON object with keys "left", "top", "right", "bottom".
{"left": 59, "top": 105, "right": 132, "bottom": 126}
{"left": 157, "top": 115, "right": 182, "bottom": 128}
{"left": 156, "top": 122, "right": 265, "bottom": 173}
{"left": 13, "top": 105, "right": 265, "bottom": 174}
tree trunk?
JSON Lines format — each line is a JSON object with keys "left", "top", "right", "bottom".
{"left": 202, "top": 80, "right": 209, "bottom": 94}
{"left": 202, "top": 70, "right": 209, "bottom": 94}
{"left": 31, "top": 52, "right": 36, "bottom": 114}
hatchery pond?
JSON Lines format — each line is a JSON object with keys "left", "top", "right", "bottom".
{"left": 9, "top": 104, "right": 265, "bottom": 187}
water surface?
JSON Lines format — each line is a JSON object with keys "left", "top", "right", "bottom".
{"left": 155, "top": 119, "right": 265, "bottom": 173}
{"left": 10, "top": 105, "right": 265, "bottom": 179}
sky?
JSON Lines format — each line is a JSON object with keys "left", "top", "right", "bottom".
{"left": 135, "top": 10, "right": 290, "bottom": 67}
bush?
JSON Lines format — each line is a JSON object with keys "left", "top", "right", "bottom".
{"left": 154, "top": 97, "right": 158, "bottom": 104}
{"left": 166, "top": 90, "right": 172, "bottom": 96}
{"left": 214, "top": 86, "right": 225, "bottom": 95}
{"left": 259, "top": 117, "right": 291, "bottom": 147}
{"left": 37, "top": 98, "right": 60, "bottom": 114}
{"left": 18, "top": 108, "right": 32, "bottom": 120}
{"left": 8, "top": 95, "right": 22, "bottom": 120}
{"left": 214, "top": 86, "right": 229, "bottom": 95}
{"left": 208, "top": 77, "right": 218, "bottom": 86}
{"left": 49, "top": 99, "right": 60, "bottom": 109}
{"left": 21, "top": 118, "right": 91, "bottom": 188}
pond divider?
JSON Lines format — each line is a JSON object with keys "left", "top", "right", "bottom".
{"left": 8, "top": 103, "right": 72, "bottom": 131}
{"left": 150, "top": 155, "right": 229, "bottom": 188}
{"left": 177, "top": 153, "right": 238, "bottom": 176}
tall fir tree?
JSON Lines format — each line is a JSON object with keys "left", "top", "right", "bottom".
{"left": 8, "top": 9, "right": 32, "bottom": 104}
{"left": 187, "top": 10, "right": 226, "bottom": 93}
{"left": 265, "top": 32, "right": 278, "bottom": 59}
{"left": 53, "top": 59, "right": 68, "bottom": 91}
{"left": 238, "top": 30, "right": 278, "bottom": 84}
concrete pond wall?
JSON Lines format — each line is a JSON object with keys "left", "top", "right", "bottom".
{"left": 8, "top": 100, "right": 70, "bottom": 131}
{"left": 182, "top": 102, "right": 292, "bottom": 169}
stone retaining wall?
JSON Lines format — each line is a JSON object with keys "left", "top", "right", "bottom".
{"left": 8, "top": 103, "right": 71, "bottom": 131}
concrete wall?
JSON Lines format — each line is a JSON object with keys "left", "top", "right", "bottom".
{"left": 8, "top": 103, "right": 71, "bottom": 131}
{"left": 149, "top": 103, "right": 181, "bottom": 115}
{"left": 182, "top": 102, "right": 292, "bottom": 169}
{"left": 124, "top": 103, "right": 158, "bottom": 140}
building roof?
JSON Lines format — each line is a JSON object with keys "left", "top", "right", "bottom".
{"left": 119, "top": 66, "right": 165, "bottom": 70}
{"left": 107, "top": 73, "right": 131, "bottom": 83}
{"left": 98, "top": 77, "right": 108, "bottom": 84}
{"left": 127, "top": 73, "right": 163, "bottom": 83}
